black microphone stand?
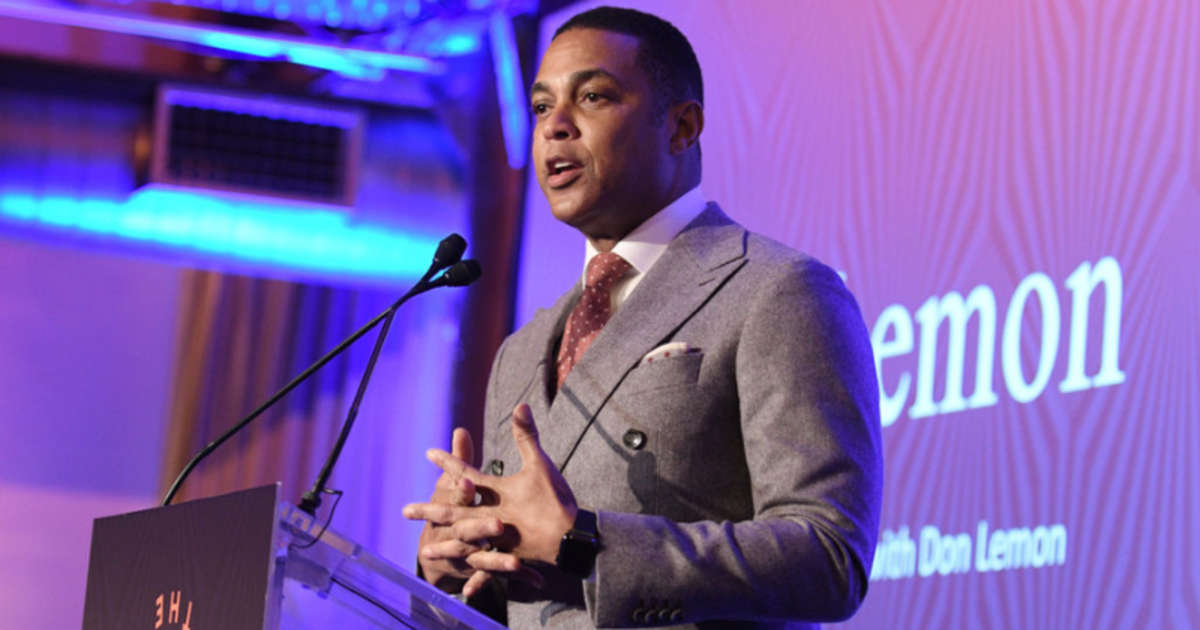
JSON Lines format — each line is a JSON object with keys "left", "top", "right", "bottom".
{"left": 160, "top": 235, "right": 470, "bottom": 508}
{"left": 298, "top": 259, "right": 482, "bottom": 515}
{"left": 296, "top": 301, "right": 398, "bottom": 515}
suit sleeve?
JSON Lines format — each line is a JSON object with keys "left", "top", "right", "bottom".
{"left": 584, "top": 260, "right": 883, "bottom": 626}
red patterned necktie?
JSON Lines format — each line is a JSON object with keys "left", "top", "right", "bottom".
{"left": 556, "top": 251, "right": 633, "bottom": 389}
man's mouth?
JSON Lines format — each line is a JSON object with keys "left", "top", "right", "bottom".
{"left": 546, "top": 159, "right": 582, "bottom": 189}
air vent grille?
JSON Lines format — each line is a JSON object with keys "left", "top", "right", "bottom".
{"left": 151, "top": 86, "right": 363, "bottom": 206}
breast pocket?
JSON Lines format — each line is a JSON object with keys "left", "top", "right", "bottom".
{"left": 622, "top": 351, "right": 703, "bottom": 395}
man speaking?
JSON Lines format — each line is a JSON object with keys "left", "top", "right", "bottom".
{"left": 404, "top": 6, "right": 883, "bottom": 628}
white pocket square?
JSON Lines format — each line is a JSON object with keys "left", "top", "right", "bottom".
{"left": 640, "top": 341, "right": 698, "bottom": 364}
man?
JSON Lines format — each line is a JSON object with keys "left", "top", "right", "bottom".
{"left": 404, "top": 7, "right": 882, "bottom": 628}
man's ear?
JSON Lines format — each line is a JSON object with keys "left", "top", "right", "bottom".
{"left": 668, "top": 100, "right": 704, "bottom": 154}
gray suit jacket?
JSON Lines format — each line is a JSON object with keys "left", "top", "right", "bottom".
{"left": 480, "top": 205, "right": 882, "bottom": 628}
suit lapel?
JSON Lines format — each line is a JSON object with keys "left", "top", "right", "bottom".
{"left": 544, "top": 204, "right": 748, "bottom": 470}
{"left": 501, "top": 284, "right": 579, "bottom": 429}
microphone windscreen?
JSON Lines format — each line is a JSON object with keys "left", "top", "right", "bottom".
{"left": 441, "top": 259, "right": 482, "bottom": 286}
{"left": 432, "top": 233, "right": 467, "bottom": 270}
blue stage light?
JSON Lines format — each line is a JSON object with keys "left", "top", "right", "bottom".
{"left": 199, "top": 32, "right": 284, "bottom": 57}
{"left": 489, "top": 13, "right": 528, "bottom": 169}
{"left": 439, "top": 33, "right": 480, "bottom": 55}
{"left": 287, "top": 46, "right": 382, "bottom": 80}
{"left": 0, "top": 188, "right": 440, "bottom": 281}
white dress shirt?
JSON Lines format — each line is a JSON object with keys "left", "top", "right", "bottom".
{"left": 581, "top": 186, "right": 708, "bottom": 313}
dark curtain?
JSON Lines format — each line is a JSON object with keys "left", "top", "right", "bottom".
{"left": 159, "top": 271, "right": 357, "bottom": 505}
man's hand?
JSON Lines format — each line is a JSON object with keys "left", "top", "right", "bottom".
{"left": 415, "top": 427, "right": 502, "bottom": 593}
{"left": 405, "top": 404, "right": 579, "bottom": 577}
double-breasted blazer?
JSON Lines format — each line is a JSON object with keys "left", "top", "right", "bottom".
{"left": 480, "top": 205, "right": 882, "bottom": 628}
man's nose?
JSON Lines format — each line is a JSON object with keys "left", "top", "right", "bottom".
{"left": 541, "top": 105, "right": 578, "bottom": 140}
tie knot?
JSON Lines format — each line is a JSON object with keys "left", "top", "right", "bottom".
{"left": 585, "top": 252, "right": 632, "bottom": 289}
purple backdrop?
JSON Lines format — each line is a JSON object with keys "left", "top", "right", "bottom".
{"left": 518, "top": 2, "right": 1200, "bottom": 627}
{"left": 0, "top": 238, "right": 180, "bottom": 627}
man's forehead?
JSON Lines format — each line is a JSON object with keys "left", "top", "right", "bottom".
{"left": 533, "top": 28, "right": 642, "bottom": 87}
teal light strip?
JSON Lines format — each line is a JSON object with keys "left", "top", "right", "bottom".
{"left": 0, "top": 188, "right": 438, "bottom": 281}
{"left": 0, "top": 0, "right": 444, "bottom": 79}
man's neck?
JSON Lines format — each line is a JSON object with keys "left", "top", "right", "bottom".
{"left": 583, "top": 168, "right": 702, "bottom": 251}
{"left": 589, "top": 235, "right": 620, "bottom": 253}
{"left": 583, "top": 186, "right": 706, "bottom": 267}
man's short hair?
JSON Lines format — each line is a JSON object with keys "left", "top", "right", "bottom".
{"left": 554, "top": 6, "right": 703, "bottom": 122}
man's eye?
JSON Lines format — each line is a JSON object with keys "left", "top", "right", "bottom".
{"left": 584, "top": 92, "right": 605, "bottom": 102}
{"left": 532, "top": 103, "right": 549, "bottom": 114}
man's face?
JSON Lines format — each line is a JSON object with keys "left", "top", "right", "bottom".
{"left": 530, "top": 28, "right": 672, "bottom": 242}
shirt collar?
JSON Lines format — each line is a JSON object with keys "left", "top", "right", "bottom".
{"left": 582, "top": 185, "right": 708, "bottom": 283}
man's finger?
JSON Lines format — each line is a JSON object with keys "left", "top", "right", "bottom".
{"left": 403, "top": 502, "right": 467, "bottom": 524}
{"left": 462, "top": 570, "right": 492, "bottom": 599}
{"left": 463, "top": 552, "right": 545, "bottom": 590}
{"left": 465, "top": 549, "right": 522, "bottom": 573}
{"left": 450, "top": 427, "right": 474, "bottom": 467}
{"left": 426, "top": 448, "right": 485, "bottom": 484}
{"left": 511, "top": 403, "right": 546, "bottom": 468}
{"left": 451, "top": 516, "right": 504, "bottom": 542}
{"left": 421, "top": 538, "right": 483, "bottom": 561}
{"left": 448, "top": 475, "right": 475, "bottom": 506}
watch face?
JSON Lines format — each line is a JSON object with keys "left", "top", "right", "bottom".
{"left": 557, "top": 536, "right": 597, "bottom": 578}
{"left": 557, "top": 510, "right": 599, "bottom": 578}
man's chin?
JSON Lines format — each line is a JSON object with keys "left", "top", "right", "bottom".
{"left": 547, "top": 196, "right": 595, "bottom": 228}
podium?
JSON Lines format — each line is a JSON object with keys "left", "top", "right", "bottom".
{"left": 82, "top": 484, "right": 505, "bottom": 629}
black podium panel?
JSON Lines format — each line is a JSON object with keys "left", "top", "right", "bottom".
{"left": 83, "top": 484, "right": 280, "bottom": 630}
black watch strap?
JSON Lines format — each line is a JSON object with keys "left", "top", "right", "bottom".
{"left": 556, "top": 509, "right": 600, "bottom": 578}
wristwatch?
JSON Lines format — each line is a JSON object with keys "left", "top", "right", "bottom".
{"left": 556, "top": 508, "right": 600, "bottom": 578}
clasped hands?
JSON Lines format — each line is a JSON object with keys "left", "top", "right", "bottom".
{"left": 403, "top": 403, "right": 578, "bottom": 598}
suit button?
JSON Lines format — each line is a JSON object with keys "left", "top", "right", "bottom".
{"left": 487, "top": 459, "right": 504, "bottom": 475}
{"left": 622, "top": 429, "right": 647, "bottom": 450}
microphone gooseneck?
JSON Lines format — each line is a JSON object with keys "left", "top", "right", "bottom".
{"left": 296, "top": 257, "right": 482, "bottom": 516}
{"left": 161, "top": 234, "right": 478, "bottom": 509}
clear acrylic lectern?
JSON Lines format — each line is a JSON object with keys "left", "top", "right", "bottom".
{"left": 82, "top": 484, "right": 504, "bottom": 630}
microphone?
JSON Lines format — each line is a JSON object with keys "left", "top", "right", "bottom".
{"left": 161, "top": 234, "right": 480, "bottom": 508}
{"left": 429, "top": 259, "right": 482, "bottom": 288}
{"left": 431, "top": 233, "right": 467, "bottom": 273}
